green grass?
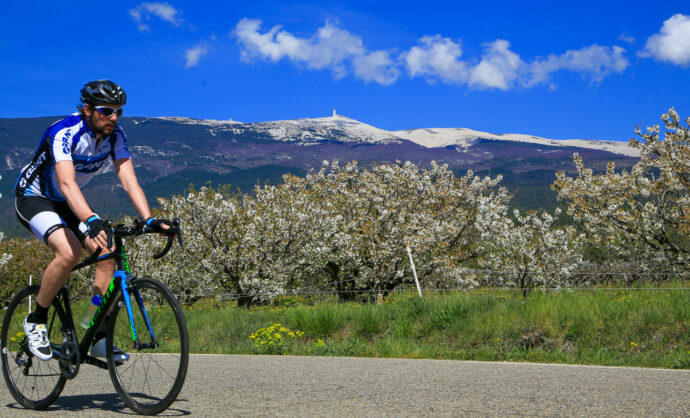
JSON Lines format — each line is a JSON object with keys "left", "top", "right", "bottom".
{"left": 2, "top": 284, "right": 687, "bottom": 368}
{"left": 175, "top": 284, "right": 689, "bottom": 369}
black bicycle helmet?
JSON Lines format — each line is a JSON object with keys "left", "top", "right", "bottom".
{"left": 80, "top": 80, "right": 127, "bottom": 105}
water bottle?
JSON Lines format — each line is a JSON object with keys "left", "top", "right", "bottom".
{"left": 80, "top": 295, "right": 103, "bottom": 329}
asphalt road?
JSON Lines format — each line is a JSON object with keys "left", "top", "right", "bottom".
{"left": 1, "top": 355, "right": 688, "bottom": 416}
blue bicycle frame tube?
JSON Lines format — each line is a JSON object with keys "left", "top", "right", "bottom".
{"left": 135, "top": 289, "right": 156, "bottom": 341}
{"left": 119, "top": 271, "right": 139, "bottom": 343}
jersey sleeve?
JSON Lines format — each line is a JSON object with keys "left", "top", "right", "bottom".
{"left": 111, "top": 127, "right": 131, "bottom": 160}
{"left": 50, "top": 127, "right": 75, "bottom": 163}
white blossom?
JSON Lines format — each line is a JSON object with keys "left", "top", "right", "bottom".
{"left": 553, "top": 107, "right": 690, "bottom": 275}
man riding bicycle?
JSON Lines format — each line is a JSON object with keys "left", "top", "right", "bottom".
{"left": 14, "top": 80, "right": 171, "bottom": 362}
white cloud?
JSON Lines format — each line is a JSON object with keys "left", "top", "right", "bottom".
{"left": 129, "top": 2, "right": 183, "bottom": 32}
{"left": 640, "top": 13, "right": 690, "bottom": 67}
{"left": 402, "top": 35, "right": 468, "bottom": 84}
{"left": 469, "top": 40, "right": 523, "bottom": 90}
{"left": 400, "top": 37, "right": 626, "bottom": 90}
{"left": 235, "top": 18, "right": 630, "bottom": 89}
{"left": 617, "top": 34, "right": 636, "bottom": 44}
{"left": 401, "top": 37, "right": 523, "bottom": 90}
{"left": 353, "top": 51, "right": 399, "bottom": 85}
{"left": 185, "top": 44, "right": 209, "bottom": 68}
{"left": 526, "top": 45, "right": 629, "bottom": 86}
{"left": 234, "top": 18, "right": 398, "bottom": 85}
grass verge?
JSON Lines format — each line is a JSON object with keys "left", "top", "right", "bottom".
{"left": 182, "top": 283, "right": 688, "bottom": 369}
{"left": 1, "top": 284, "right": 686, "bottom": 368}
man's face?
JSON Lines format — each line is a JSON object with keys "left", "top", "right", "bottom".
{"left": 84, "top": 103, "right": 122, "bottom": 138}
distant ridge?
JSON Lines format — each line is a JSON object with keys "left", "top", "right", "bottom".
{"left": 149, "top": 114, "right": 639, "bottom": 157}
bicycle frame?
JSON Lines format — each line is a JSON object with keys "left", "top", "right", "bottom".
{"left": 50, "top": 233, "right": 156, "bottom": 368}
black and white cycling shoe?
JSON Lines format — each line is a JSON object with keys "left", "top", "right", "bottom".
{"left": 91, "top": 337, "right": 129, "bottom": 361}
{"left": 23, "top": 316, "right": 53, "bottom": 361}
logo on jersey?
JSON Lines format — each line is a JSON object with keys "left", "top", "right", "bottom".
{"left": 73, "top": 160, "right": 106, "bottom": 172}
{"left": 17, "top": 151, "right": 48, "bottom": 192}
{"left": 61, "top": 130, "right": 72, "bottom": 155}
{"left": 23, "top": 152, "right": 47, "bottom": 179}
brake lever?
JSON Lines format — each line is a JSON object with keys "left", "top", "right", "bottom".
{"left": 133, "top": 217, "right": 146, "bottom": 233}
{"left": 106, "top": 228, "right": 113, "bottom": 250}
{"left": 105, "top": 220, "right": 114, "bottom": 250}
{"left": 173, "top": 218, "right": 184, "bottom": 249}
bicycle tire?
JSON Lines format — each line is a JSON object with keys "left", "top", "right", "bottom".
{"left": 106, "top": 277, "right": 189, "bottom": 415}
{"left": 1, "top": 285, "right": 67, "bottom": 410}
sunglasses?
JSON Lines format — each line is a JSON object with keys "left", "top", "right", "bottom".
{"left": 94, "top": 106, "right": 123, "bottom": 118}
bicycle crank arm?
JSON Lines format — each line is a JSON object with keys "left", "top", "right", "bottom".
{"left": 50, "top": 349, "right": 71, "bottom": 362}
{"left": 83, "top": 355, "right": 109, "bottom": 370}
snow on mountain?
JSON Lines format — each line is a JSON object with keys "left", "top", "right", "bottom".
{"left": 149, "top": 114, "right": 640, "bottom": 157}
{"left": 392, "top": 128, "right": 482, "bottom": 149}
{"left": 245, "top": 114, "right": 402, "bottom": 145}
{"left": 150, "top": 116, "right": 243, "bottom": 127}
{"left": 393, "top": 127, "right": 640, "bottom": 157}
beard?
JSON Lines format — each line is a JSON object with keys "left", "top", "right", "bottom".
{"left": 88, "top": 112, "right": 116, "bottom": 137}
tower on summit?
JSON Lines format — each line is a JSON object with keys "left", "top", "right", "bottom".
{"left": 332, "top": 108, "right": 336, "bottom": 117}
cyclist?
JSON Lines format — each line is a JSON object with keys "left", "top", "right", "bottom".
{"left": 14, "top": 80, "right": 171, "bottom": 361}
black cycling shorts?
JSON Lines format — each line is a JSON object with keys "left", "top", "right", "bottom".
{"left": 15, "top": 195, "right": 87, "bottom": 244}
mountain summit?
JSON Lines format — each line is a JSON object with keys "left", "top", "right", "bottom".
{"left": 150, "top": 113, "right": 639, "bottom": 157}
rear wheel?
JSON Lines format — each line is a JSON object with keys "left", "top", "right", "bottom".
{"left": 106, "top": 277, "right": 189, "bottom": 415}
{"left": 1, "top": 285, "right": 67, "bottom": 410}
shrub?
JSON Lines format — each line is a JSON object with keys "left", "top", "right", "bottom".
{"left": 0, "top": 236, "right": 97, "bottom": 308}
{"left": 249, "top": 323, "right": 304, "bottom": 354}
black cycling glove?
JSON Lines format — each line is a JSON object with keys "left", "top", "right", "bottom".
{"left": 145, "top": 217, "right": 173, "bottom": 233}
{"left": 85, "top": 214, "right": 105, "bottom": 239}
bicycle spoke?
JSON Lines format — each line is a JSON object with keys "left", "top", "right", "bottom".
{"left": 146, "top": 355, "right": 178, "bottom": 380}
{"left": 1, "top": 286, "right": 67, "bottom": 410}
{"left": 143, "top": 355, "right": 153, "bottom": 398}
{"left": 107, "top": 278, "right": 188, "bottom": 415}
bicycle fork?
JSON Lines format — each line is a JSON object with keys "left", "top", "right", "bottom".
{"left": 120, "top": 273, "right": 159, "bottom": 350}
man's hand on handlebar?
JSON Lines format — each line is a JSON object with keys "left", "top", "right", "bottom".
{"left": 145, "top": 217, "right": 176, "bottom": 236}
{"left": 138, "top": 217, "right": 183, "bottom": 259}
{"left": 86, "top": 214, "right": 110, "bottom": 252}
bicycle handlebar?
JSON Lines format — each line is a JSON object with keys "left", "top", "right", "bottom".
{"left": 104, "top": 218, "right": 183, "bottom": 259}
{"left": 131, "top": 218, "right": 183, "bottom": 259}
{"left": 72, "top": 218, "right": 182, "bottom": 272}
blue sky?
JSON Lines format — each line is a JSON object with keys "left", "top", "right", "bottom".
{"left": 0, "top": 1, "right": 688, "bottom": 140}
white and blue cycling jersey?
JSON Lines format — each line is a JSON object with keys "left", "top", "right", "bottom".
{"left": 15, "top": 113, "right": 131, "bottom": 201}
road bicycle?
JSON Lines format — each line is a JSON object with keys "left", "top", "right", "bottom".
{"left": 1, "top": 218, "right": 189, "bottom": 415}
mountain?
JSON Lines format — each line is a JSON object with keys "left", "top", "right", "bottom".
{"left": 0, "top": 114, "right": 638, "bottom": 237}
{"left": 148, "top": 113, "right": 638, "bottom": 156}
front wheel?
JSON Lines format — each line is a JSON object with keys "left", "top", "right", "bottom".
{"left": 106, "top": 277, "right": 189, "bottom": 415}
{"left": 1, "top": 285, "right": 67, "bottom": 410}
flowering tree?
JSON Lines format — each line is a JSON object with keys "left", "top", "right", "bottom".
{"left": 134, "top": 177, "right": 322, "bottom": 306}
{"left": 0, "top": 232, "right": 11, "bottom": 275}
{"left": 0, "top": 174, "right": 15, "bottom": 305}
{"left": 304, "top": 160, "right": 510, "bottom": 299}
{"left": 0, "top": 231, "right": 15, "bottom": 307}
{"left": 478, "top": 208, "right": 584, "bottom": 296}
{"left": 0, "top": 175, "right": 10, "bottom": 274}
{"left": 552, "top": 108, "right": 689, "bottom": 274}
{"left": 127, "top": 160, "right": 511, "bottom": 304}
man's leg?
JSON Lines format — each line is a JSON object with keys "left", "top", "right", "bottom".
{"left": 82, "top": 237, "right": 128, "bottom": 361}
{"left": 83, "top": 236, "right": 116, "bottom": 296}
{"left": 35, "top": 228, "right": 82, "bottom": 309}
{"left": 24, "top": 228, "right": 81, "bottom": 360}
